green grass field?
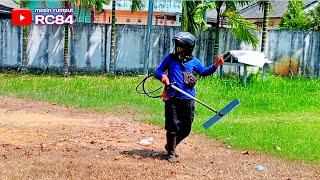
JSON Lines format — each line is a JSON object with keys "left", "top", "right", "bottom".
{"left": 0, "top": 73, "right": 319, "bottom": 163}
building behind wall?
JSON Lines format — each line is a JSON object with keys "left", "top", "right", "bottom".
{"left": 94, "top": 10, "right": 180, "bottom": 26}
{"left": 0, "top": 0, "right": 19, "bottom": 19}
{"left": 239, "top": 0, "right": 320, "bottom": 29}
{"left": 93, "top": 0, "right": 182, "bottom": 26}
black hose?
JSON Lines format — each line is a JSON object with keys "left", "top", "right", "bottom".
{"left": 136, "top": 74, "right": 163, "bottom": 98}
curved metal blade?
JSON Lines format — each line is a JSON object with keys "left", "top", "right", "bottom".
{"left": 203, "top": 99, "right": 240, "bottom": 129}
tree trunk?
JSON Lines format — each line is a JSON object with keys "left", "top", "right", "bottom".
{"left": 181, "top": 1, "right": 201, "bottom": 35}
{"left": 213, "top": 3, "right": 222, "bottom": 59}
{"left": 63, "top": 25, "right": 69, "bottom": 76}
{"left": 78, "top": 5, "right": 82, "bottom": 21}
{"left": 143, "top": 0, "right": 154, "bottom": 76}
{"left": 181, "top": 1, "right": 189, "bottom": 32}
{"left": 261, "top": 1, "right": 269, "bottom": 80}
{"left": 21, "top": 26, "right": 28, "bottom": 73}
{"left": 109, "top": 0, "right": 116, "bottom": 75}
{"left": 261, "top": 1, "right": 269, "bottom": 53}
{"left": 21, "top": 1, "right": 28, "bottom": 73}
{"left": 91, "top": 8, "right": 95, "bottom": 23}
{"left": 63, "top": 1, "right": 71, "bottom": 77}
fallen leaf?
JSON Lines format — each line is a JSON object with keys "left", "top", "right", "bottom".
{"left": 2, "top": 155, "right": 7, "bottom": 160}
{"left": 276, "top": 146, "right": 281, "bottom": 151}
{"left": 242, "top": 151, "right": 249, "bottom": 155}
{"left": 170, "top": 171, "right": 176, "bottom": 176}
{"left": 39, "top": 144, "right": 49, "bottom": 152}
{"left": 1, "top": 144, "right": 10, "bottom": 148}
{"left": 24, "top": 151, "right": 32, "bottom": 158}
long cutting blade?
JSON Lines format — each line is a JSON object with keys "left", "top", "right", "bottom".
{"left": 203, "top": 99, "right": 240, "bottom": 129}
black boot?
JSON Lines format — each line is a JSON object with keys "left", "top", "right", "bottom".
{"left": 165, "top": 144, "right": 179, "bottom": 158}
{"left": 166, "top": 135, "right": 177, "bottom": 163}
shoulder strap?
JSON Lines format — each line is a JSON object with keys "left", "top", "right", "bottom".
{"left": 180, "top": 59, "right": 200, "bottom": 81}
{"left": 179, "top": 56, "right": 194, "bottom": 72}
{"left": 179, "top": 62, "right": 186, "bottom": 72}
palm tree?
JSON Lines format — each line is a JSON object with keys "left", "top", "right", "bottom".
{"left": 258, "top": 0, "right": 271, "bottom": 79}
{"left": 62, "top": 0, "right": 72, "bottom": 76}
{"left": 61, "top": 0, "right": 107, "bottom": 76}
{"left": 131, "top": 0, "right": 143, "bottom": 12}
{"left": 108, "top": 0, "right": 143, "bottom": 75}
{"left": 257, "top": 0, "right": 271, "bottom": 53}
{"left": 108, "top": 0, "right": 116, "bottom": 75}
{"left": 16, "top": 0, "right": 30, "bottom": 73}
{"left": 181, "top": 0, "right": 205, "bottom": 35}
{"left": 184, "top": 0, "right": 259, "bottom": 58}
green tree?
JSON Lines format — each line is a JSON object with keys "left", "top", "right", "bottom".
{"left": 257, "top": 0, "right": 272, "bottom": 53}
{"left": 131, "top": 0, "right": 143, "bottom": 12}
{"left": 308, "top": 3, "right": 320, "bottom": 31}
{"left": 279, "top": 0, "right": 310, "bottom": 31}
{"left": 256, "top": 0, "right": 272, "bottom": 80}
{"left": 181, "top": 0, "right": 205, "bottom": 35}
{"left": 185, "top": 0, "right": 259, "bottom": 58}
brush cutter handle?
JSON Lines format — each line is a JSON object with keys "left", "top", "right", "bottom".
{"left": 170, "top": 84, "right": 219, "bottom": 113}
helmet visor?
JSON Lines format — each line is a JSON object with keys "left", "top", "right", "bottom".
{"left": 173, "top": 39, "right": 188, "bottom": 49}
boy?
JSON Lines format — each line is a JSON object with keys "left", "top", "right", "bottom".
{"left": 154, "top": 32, "right": 224, "bottom": 163}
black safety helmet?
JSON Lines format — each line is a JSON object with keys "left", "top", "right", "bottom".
{"left": 172, "top": 32, "right": 196, "bottom": 58}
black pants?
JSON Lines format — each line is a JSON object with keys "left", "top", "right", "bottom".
{"left": 165, "top": 98, "right": 195, "bottom": 146}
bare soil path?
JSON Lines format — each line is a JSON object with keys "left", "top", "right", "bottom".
{"left": 0, "top": 96, "right": 319, "bottom": 179}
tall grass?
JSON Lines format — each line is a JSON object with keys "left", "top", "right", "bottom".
{"left": 0, "top": 73, "right": 319, "bottom": 163}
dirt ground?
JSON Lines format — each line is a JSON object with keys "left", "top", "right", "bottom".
{"left": 0, "top": 96, "right": 319, "bottom": 179}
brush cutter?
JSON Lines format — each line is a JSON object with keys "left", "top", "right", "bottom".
{"left": 169, "top": 84, "right": 240, "bottom": 129}
{"left": 136, "top": 52, "right": 247, "bottom": 128}
{"left": 136, "top": 75, "right": 240, "bottom": 129}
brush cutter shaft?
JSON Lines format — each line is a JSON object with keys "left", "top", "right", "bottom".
{"left": 170, "top": 84, "right": 218, "bottom": 113}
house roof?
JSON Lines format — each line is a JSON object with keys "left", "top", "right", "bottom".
{"left": 225, "top": 50, "right": 273, "bottom": 67}
{"left": 239, "top": 0, "right": 319, "bottom": 19}
{"left": 304, "top": 0, "right": 320, "bottom": 12}
{"left": 206, "top": 4, "right": 246, "bottom": 24}
{"left": 0, "top": 0, "right": 18, "bottom": 16}
{"left": 0, "top": 0, "right": 19, "bottom": 9}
